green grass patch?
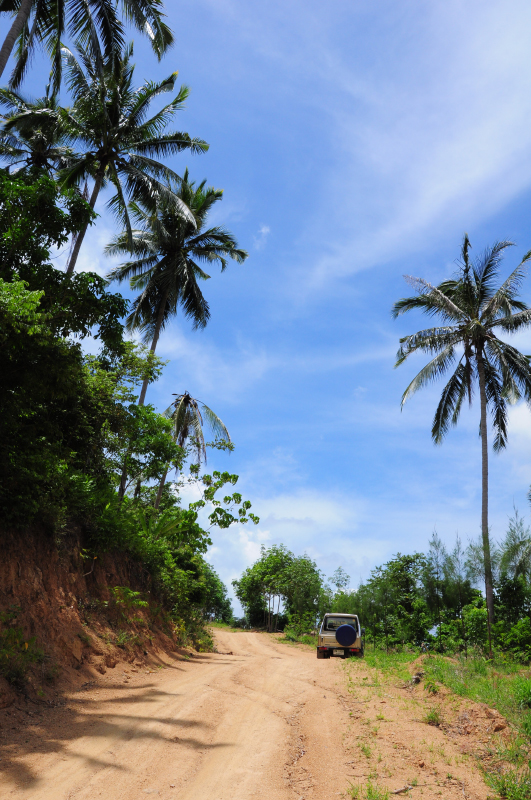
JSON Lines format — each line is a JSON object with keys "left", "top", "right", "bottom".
{"left": 486, "top": 767, "right": 531, "bottom": 800}
{"left": 423, "top": 654, "right": 531, "bottom": 739}
{"left": 348, "top": 779, "right": 390, "bottom": 799}
{"left": 362, "top": 647, "right": 417, "bottom": 683}
{"left": 282, "top": 628, "right": 317, "bottom": 647}
{"left": 209, "top": 621, "right": 242, "bottom": 633}
{"left": 423, "top": 706, "right": 442, "bottom": 726}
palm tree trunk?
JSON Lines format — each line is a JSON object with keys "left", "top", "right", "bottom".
{"left": 65, "top": 172, "right": 103, "bottom": 276}
{"left": 118, "top": 290, "right": 168, "bottom": 501}
{"left": 138, "top": 291, "right": 169, "bottom": 405}
{"left": 154, "top": 464, "right": 169, "bottom": 510}
{"left": 0, "top": 0, "right": 33, "bottom": 80}
{"left": 477, "top": 351, "right": 494, "bottom": 653}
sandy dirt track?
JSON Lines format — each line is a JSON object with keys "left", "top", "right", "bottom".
{"left": 0, "top": 631, "right": 494, "bottom": 799}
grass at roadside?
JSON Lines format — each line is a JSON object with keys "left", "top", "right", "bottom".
{"left": 209, "top": 621, "right": 243, "bottom": 633}
{"left": 283, "top": 629, "right": 317, "bottom": 647}
{"left": 362, "top": 647, "right": 418, "bottom": 683}
{"left": 423, "top": 653, "right": 531, "bottom": 799}
{"left": 423, "top": 654, "right": 531, "bottom": 741}
{"left": 346, "top": 648, "right": 531, "bottom": 800}
{"left": 348, "top": 779, "right": 390, "bottom": 799}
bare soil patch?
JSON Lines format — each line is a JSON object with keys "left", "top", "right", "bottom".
{"left": 0, "top": 631, "right": 516, "bottom": 800}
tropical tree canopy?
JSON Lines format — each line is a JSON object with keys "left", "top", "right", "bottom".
{"left": 0, "top": 0, "right": 173, "bottom": 91}
{"left": 164, "top": 392, "right": 231, "bottom": 466}
{"left": 393, "top": 237, "right": 531, "bottom": 450}
{"left": 151, "top": 391, "right": 231, "bottom": 509}
{"left": 393, "top": 236, "right": 531, "bottom": 633}
{"left": 107, "top": 169, "right": 248, "bottom": 403}
{"left": 39, "top": 42, "right": 208, "bottom": 273}
{"left": 0, "top": 89, "right": 73, "bottom": 174}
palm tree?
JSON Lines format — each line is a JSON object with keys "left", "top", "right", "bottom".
{"left": 0, "top": 89, "right": 72, "bottom": 174}
{"left": 39, "top": 43, "right": 207, "bottom": 275}
{"left": 393, "top": 235, "right": 531, "bottom": 645}
{"left": 0, "top": 0, "right": 173, "bottom": 91}
{"left": 154, "top": 392, "right": 230, "bottom": 509}
{"left": 106, "top": 169, "right": 248, "bottom": 406}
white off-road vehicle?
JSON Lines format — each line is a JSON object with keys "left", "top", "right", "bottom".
{"left": 316, "top": 613, "right": 364, "bottom": 659}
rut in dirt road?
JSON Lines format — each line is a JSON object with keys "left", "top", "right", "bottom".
{"left": 0, "top": 631, "right": 494, "bottom": 800}
{"left": 0, "top": 631, "right": 351, "bottom": 800}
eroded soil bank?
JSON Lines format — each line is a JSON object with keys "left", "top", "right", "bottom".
{"left": 0, "top": 630, "right": 509, "bottom": 800}
{"left": 0, "top": 526, "right": 182, "bottom": 711}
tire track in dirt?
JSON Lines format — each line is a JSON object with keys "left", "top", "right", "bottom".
{"left": 0, "top": 632, "right": 497, "bottom": 800}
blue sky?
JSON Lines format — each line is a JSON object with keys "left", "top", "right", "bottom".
{"left": 12, "top": 0, "right": 531, "bottom": 609}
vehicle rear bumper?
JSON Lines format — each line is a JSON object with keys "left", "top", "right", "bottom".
{"left": 316, "top": 647, "right": 363, "bottom": 658}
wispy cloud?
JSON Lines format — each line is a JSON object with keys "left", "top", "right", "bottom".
{"left": 200, "top": 0, "right": 531, "bottom": 287}
{"left": 253, "top": 224, "right": 270, "bottom": 250}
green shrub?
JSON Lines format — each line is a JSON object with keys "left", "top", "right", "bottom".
{"left": 0, "top": 627, "right": 44, "bottom": 687}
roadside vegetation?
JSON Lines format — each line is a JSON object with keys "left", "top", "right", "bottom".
{"left": 0, "top": 0, "right": 257, "bottom": 679}
{"left": 340, "top": 645, "right": 531, "bottom": 800}
{"left": 233, "top": 514, "right": 531, "bottom": 666}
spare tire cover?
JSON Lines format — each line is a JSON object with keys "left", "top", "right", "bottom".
{"left": 335, "top": 624, "right": 357, "bottom": 647}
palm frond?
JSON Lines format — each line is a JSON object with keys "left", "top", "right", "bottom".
{"left": 395, "top": 326, "right": 462, "bottom": 366}
{"left": 481, "top": 250, "right": 531, "bottom": 321}
{"left": 431, "top": 361, "right": 469, "bottom": 444}
{"left": 401, "top": 275, "right": 466, "bottom": 322}
{"left": 400, "top": 345, "right": 456, "bottom": 407}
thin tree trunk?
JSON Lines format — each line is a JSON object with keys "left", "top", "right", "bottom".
{"left": 118, "top": 291, "right": 169, "bottom": 501}
{"left": 66, "top": 172, "right": 103, "bottom": 276}
{"left": 118, "top": 453, "right": 129, "bottom": 500}
{"left": 154, "top": 465, "right": 169, "bottom": 510}
{"left": 0, "top": 0, "right": 33, "bottom": 81}
{"left": 477, "top": 352, "right": 494, "bottom": 654}
{"left": 138, "top": 291, "right": 169, "bottom": 405}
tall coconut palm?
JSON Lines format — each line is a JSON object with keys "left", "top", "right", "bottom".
{"left": 106, "top": 170, "right": 248, "bottom": 406}
{"left": 0, "top": 0, "right": 172, "bottom": 91}
{"left": 51, "top": 43, "right": 208, "bottom": 275}
{"left": 0, "top": 89, "right": 72, "bottom": 173}
{"left": 1, "top": 43, "right": 205, "bottom": 273}
{"left": 392, "top": 236, "right": 531, "bottom": 644}
{"left": 154, "top": 392, "right": 230, "bottom": 509}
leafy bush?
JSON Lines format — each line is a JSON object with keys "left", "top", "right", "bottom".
{"left": 0, "top": 626, "right": 44, "bottom": 686}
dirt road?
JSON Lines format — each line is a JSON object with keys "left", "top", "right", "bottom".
{"left": 0, "top": 631, "right": 495, "bottom": 799}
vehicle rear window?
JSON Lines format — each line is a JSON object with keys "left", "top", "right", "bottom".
{"left": 325, "top": 617, "right": 357, "bottom": 632}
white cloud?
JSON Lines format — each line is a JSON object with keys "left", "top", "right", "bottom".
{"left": 253, "top": 224, "right": 270, "bottom": 250}
{"left": 200, "top": 0, "right": 531, "bottom": 287}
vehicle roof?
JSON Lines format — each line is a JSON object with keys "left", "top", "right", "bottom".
{"left": 323, "top": 612, "right": 357, "bottom": 617}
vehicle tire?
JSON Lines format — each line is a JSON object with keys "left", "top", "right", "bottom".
{"left": 317, "top": 649, "right": 325, "bottom": 659}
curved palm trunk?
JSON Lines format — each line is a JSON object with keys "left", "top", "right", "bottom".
{"left": 477, "top": 352, "right": 494, "bottom": 653}
{"left": 138, "top": 290, "right": 169, "bottom": 405}
{"left": 65, "top": 172, "right": 103, "bottom": 276}
{"left": 118, "top": 290, "right": 169, "bottom": 501}
{"left": 0, "top": 0, "right": 33, "bottom": 80}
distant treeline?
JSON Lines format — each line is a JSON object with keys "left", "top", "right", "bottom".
{"left": 233, "top": 518, "right": 531, "bottom": 661}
